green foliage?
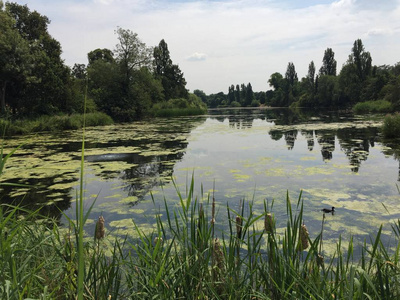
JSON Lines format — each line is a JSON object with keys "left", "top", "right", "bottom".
{"left": 353, "top": 100, "right": 393, "bottom": 114}
{"left": 0, "top": 112, "right": 113, "bottom": 135}
{"left": 382, "top": 113, "right": 400, "bottom": 138}
{"left": 153, "top": 39, "right": 188, "bottom": 100}
{"left": 3, "top": 2, "right": 74, "bottom": 117}
{"left": 151, "top": 94, "right": 207, "bottom": 117}
{"left": 319, "top": 48, "right": 337, "bottom": 76}
{"left": 2, "top": 181, "right": 400, "bottom": 298}
{"left": 250, "top": 99, "right": 260, "bottom": 107}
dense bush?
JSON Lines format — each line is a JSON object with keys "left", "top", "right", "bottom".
{"left": 382, "top": 113, "right": 400, "bottom": 138}
{"left": 151, "top": 94, "right": 207, "bottom": 117}
{"left": 353, "top": 99, "right": 393, "bottom": 114}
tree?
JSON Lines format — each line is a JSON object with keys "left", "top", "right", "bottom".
{"left": 285, "top": 62, "right": 298, "bottom": 87}
{"left": 316, "top": 75, "right": 339, "bottom": 107}
{"left": 72, "top": 64, "right": 87, "bottom": 80}
{"left": 153, "top": 39, "right": 188, "bottom": 100}
{"left": 319, "top": 48, "right": 337, "bottom": 76}
{"left": 348, "top": 39, "right": 372, "bottom": 81}
{"left": 285, "top": 62, "right": 298, "bottom": 106}
{"left": 245, "top": 83, "right": 254, "bottom": 106}
{"left": 228, "top": 85, "right": 235, "bottom": 104}
{"left": 307, "top": 61, "right": 316, "bottom": 92}
{"left": 88, "top": 48, "right": 114, "bottom": 66}
{"left": 235, "top": 84, "right": 241, "bottom": 104}
{"left": 3, "top": 2, "right": 72, "bottom": 115}
{"left": 268, "top": 72, "right": 285, "bottom": 107}
{"left": 269, "top": 72, "right": 284, "bottom": 90}
{"left": 114, "top": 27, "right": 153, "bottom": 93}
{"left": 338, "top": 39, "right": 372, "bottom": 104}
{"left": 0, "top": 3, "right": 31, "bottom": 113}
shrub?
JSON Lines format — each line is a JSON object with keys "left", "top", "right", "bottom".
{"left": 382, "top": 113, "right": 400, "bottom": 138}
{"left": 250, "top": 99, "right": 260, "bottom": 107}
{"left": 230, "top": 101, "right": 241, "bottom": 107}
{"left": 353, "top": 100, "right": 393, "bottom": 114}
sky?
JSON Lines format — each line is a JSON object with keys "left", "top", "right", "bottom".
{"left": 11, "top": 0, "right": 400, "bottom": 94}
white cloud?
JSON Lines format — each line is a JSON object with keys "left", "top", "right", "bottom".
{"left": 12, "top": 0, "right": 400, "bottom": 94}
{"left": 186, "top": 52, "right": 207, "bottom": 61}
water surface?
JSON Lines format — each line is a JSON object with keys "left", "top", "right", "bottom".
{"left": 1, "top": 108, "right": 400, "bottom": 254}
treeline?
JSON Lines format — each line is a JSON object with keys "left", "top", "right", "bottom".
{"left": 0, "top": 2, "right": 206, "bottom": 122}
{"left": 196, "top": 40, "right": 400, "bottom": 110}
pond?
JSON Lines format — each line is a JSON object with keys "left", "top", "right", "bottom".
{"left": 1, "top": 108, "right": 400, "bottom": 255}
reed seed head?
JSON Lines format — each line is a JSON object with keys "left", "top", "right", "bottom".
{"left": 299, "top": 223, "right": 309, "bottom": 251}
{"left": 264, "top": 213, "right": 274, "bottom": 234}
{"left": 317, "top": 254, "right": 324, "bottom": 267}
{"left": 95, "top": 215, "right": 105, "bottom": 240}
{"left": 212, "top": 238, "right": 225, "bottom": 272}
{"left": 153, "top": 236, "right": 163, "bottom": 245}
{"left": 236, "top": 215, "right": 243, "bottom": 238}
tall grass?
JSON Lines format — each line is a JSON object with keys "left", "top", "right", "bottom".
{"left": 1, "top": 180, "right": 400, "bottom": 298}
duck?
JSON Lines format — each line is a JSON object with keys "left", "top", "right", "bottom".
{"left": 321, "top": 207, "right": 335, "bottom": 214}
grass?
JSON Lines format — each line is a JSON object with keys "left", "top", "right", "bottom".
{"left": 1, "top": 176, "right": 400, "bottom": 298}
{"left": 0, "top": 112, "right": 113, "bottom": 136}
{"left": 382, "top": 113, "right": 400, "bottom": 138}
{"left": 353, "top": 99, "right": 393, "bottom": 114}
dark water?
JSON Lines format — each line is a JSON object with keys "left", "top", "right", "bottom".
{"left": 1, "top": 108, "right": 400, "bottom": 254}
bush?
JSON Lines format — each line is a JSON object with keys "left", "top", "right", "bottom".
{"left": 250, "top": 99, "right": 260, "bottom": 107}
{"left": 151, "top": 95, "right": 207, "bottom": 117}
{"left": 382, "top": 113, "right": 400, "bottom": 138}
{"left": 353, "top": 100, "right": 393, "bottom": 114}
{"left": 230, "top": 101, "right": 241, "bottom": 107}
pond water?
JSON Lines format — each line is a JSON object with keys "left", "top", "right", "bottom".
{"left": 1, "top": 108, "right": 400, "bottom": 254}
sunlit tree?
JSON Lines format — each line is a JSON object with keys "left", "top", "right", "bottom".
{"left": 319, "top": 48, "right": 337, "bottom": 76}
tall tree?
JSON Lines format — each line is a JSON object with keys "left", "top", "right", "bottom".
{"left": 235, "top": 84, "right": 241, "bottom": 104}
{"left": 228, "top": 84, "right": 235, "bottom": 104}
{"left": 114, "top": 27, "right": 153, "bottom": 93}
{"left": 319, "top": 48, "right": 337, "bottom": 76}
{"left": 348, "top": 39, "right": 372, "bottom": 81}
{"left": 285, "top": 62, "right": 298, "bottom": 87}
{"left": 307, "top": 61, "right": 316, "bottom": 91}
{"left": 285, "top": 62, "right": 298, "bottom": 106}
{"left": 245, "top": 82, "right": 254, "bottom": 106}
{"left": 153, "top": 39, "right": 188, "bottom": 100}
{"left": 0, "top": 3, "right": 31, "bottom": 113}
{"left": 4, "top": 2, "right": 71, "bottom": 115}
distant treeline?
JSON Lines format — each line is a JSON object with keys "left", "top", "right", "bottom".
{"left": 1, "top": 2, "right": 399, "bottom": 123}
{"left": 0, "top": 2, "right": 206, "bottom": 122}
{"left": 195, "top": 41, "right": 400, "bottom": 110}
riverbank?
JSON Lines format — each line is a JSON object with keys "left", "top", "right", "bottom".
{"left": 0, "top": 112, "right": 114, "bottom": 136}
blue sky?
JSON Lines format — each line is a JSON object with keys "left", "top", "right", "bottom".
{"left": 12, "top": 0, "right": 400, "bottom": 94}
